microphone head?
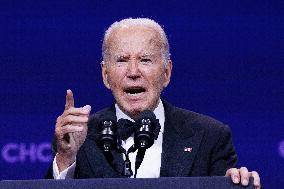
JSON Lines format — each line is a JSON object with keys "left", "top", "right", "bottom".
{"left": 134, "top": 110, "right": 158, "bottom": 149}
{"left": 97, "top": 112, "right": 117, "bottom": 152}
{"left": 135, "top": 110, "right": 157, "bottom": 133}
{"left": 98, "top": 112, "right": 117, "bottom": 131}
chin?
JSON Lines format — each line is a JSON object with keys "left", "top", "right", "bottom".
{"left": 119, "top": 103, "right": 147, "bottom": 119}
{"left": 131, "top": 102, "right": 158, "bottom": 116}
{"left": 125, "top": 105, "right": 145, "bottom": 117}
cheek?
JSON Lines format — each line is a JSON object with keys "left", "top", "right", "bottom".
{"left": 107, "top": 69, "right": 125, "bottom": 93}
{"left": 148, "top": 73, "right": 165, "bottom": 94}
{"left": 108, "top": 77, "right": 119, "bottom": 91}
{"left": 154, "top": 68, "right": 167, "bottom": 86}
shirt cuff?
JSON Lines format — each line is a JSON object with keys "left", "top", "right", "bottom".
{"left": 53, "top": 154, "right": 76, "bottom": 179}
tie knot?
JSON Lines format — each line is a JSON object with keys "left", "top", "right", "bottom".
{"left": 117, "top": 119, "right": 137, "bottom": 140}
{"left": 117, "top": 117, "right": 161, "bottom": 141}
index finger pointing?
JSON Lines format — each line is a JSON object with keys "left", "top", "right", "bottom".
{"left": 65, "top": 89, "right": 74, "bottom": 110}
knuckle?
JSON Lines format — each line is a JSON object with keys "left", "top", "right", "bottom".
{"left": 55, "top": 129, "right": 61, "bottom": 138}
{"left": 55, "top": 127, "right": 59, "bottom": 133}
{"left": 251, "top": 171, "right": 259, "bottom": 177}
{"left": 231, "top": 168, "right": 238, "bottom": 172}
{"left": 63, "top": 116, "right": 71, "bottom": 123}
{"left": 56, "top": 116, "right": 62, "bottom": 123}
{"left": 55, "top": 126, "right": 63, "bottom": 133}
{"left": 225, "top": 169, "right": 231, "bottom": 176}
{"left": 226, "top": 168, "right": 237, "bottom": 176}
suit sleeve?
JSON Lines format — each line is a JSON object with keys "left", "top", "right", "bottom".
{"left": 209, "top": 125, "right": 238, "bottom": 176}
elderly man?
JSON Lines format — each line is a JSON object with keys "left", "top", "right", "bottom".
{"left": 45, "top": 18, "right": 261, "bottom": 188}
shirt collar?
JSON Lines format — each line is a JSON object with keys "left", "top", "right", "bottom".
{"left": 115, "top": 99, "right": 165, "bottom": 133}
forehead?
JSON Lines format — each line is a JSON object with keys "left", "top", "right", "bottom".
{"left": 106, "top": 26, "right": 163, "bottom": 55}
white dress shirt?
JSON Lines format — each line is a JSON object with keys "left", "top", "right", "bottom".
{"left": 53, "top": 99, "right": 165, "bottom": 179}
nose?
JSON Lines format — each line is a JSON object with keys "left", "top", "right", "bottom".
{"left": 126, "top": 60, "right": 141, "bottom": 80}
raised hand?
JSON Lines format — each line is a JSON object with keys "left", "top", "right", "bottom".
{"left": 55, "top": 89, "right": 91, "bottom": 172}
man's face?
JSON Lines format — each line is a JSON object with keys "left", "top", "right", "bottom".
{"left": 102, "top": 26, "right": 172, "bottom": 118}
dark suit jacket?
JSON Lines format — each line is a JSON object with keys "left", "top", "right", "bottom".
{"left": 45, "top": 100, "right": 237, "bottom": 178}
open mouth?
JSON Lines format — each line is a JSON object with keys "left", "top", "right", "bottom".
{"left": 124, "top": 87, "right": 146, "bottom": 96}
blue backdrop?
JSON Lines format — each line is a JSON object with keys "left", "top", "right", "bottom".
{"left": 1, "top": 1, "right": 283, "bottom": 188}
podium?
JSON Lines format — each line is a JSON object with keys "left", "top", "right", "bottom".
{"left": 0, "top": 177, "right": 253, "bottom": 189}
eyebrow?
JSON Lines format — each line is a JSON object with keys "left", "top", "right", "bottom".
{"left": 141, "top": 52, "right": 156, "bottom": 56}
{"left": 114, "top": 55, "right": 130, "bottom": 59}
{"left": 112, "top": 53, "right": 156, "bottom": 59}
{"left": 140, "top": 54, "right": 153, "bottom": 58}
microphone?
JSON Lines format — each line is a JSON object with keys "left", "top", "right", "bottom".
{"left": 134, "top": 110, "right": 159, "bottom": 149}
{"left": 98, "top": 113, "right": 117, "bottom": 152}
{"left": 133, "top": 110, "right": 160, "bottom": 177}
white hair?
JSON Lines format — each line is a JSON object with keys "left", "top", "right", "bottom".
{"left": 102, "top": 18, "right": 170, "bottom": 62}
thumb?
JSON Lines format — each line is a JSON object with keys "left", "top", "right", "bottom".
{"left": 65, "top": 89, "right": 74, "bottom": 110}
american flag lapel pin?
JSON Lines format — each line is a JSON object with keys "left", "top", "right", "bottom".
{"left": 184, "top": 147, "right": 192, "bottom": 152}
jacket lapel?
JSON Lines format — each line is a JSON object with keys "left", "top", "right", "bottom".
{"left": 85, "top": 101, "right": 205, "bottom": 177}
{"left": 84, "top": 105, "right": 125, "bottom": 177}
{"left": 160, "top": 101, "right": 205, "bottom": 177}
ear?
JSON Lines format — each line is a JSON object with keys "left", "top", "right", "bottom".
{"left": 101, "top": 61, "right": 111, "bottom": 89}
{"left": 162, "top": 59, "right": 173, "bottom": 88}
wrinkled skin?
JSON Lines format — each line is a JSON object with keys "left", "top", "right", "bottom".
{"left": 102, "top": 26, "right": 172, "bottom": 119}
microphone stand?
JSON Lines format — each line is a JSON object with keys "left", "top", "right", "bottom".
{"left": 117, "top": 143, "right": 147, "bottom": 178}
{"left": 117, "top": 144, "right": 137, "bottom": 177}
{"left": 134, "top": 148, "right": 146, "bottom": 178}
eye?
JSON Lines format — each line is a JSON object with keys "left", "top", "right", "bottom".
{"left": 116, "top": 58, "right": 127, "bottom": 62}
{"left": 141, "top": 58, "right": 152, "bottom": 63}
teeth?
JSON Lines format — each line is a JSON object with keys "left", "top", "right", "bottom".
{"left": 126, "top": 92, "right": 144, "bottom": 96}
